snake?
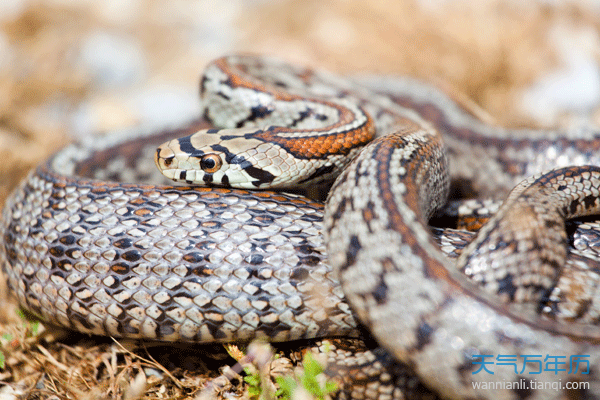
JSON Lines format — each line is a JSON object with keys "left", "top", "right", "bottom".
{"left": 3, "top": 55, "right": 600, "bottom": 399}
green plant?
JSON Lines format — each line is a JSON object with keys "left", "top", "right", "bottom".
{"left": 275, "top": 351, "right": 337, "bottom": 400}
{"left": 244, "top": 368, "right": 265, "bottom": 399}
{"left": 227, "top": 341, "right": 338, "bottom": 400}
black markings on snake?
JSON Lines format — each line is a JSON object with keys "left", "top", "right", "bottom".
{"left": 371, "top": 274, "right": 389, "bottom": 305}
{"left": 235, "top": 105, "right": 273, "bottom": 128}
{"left": 181, "top": 249, "right": 202, "bottom": 262}
{"left": 289, "top": 107, "right": 327, "bottom": 127}
{"left": 341, "top": 235, "right": 361, "bottom": 271}
{"left": 246, "top": 254, "right": 264, "bottom": 265}
{"left": 215, "top": 91, "right": 230, "bottom": 100}
{"left": 206, "top": 143, "right": 275, "bottom": 187}
{"left": 177, "top": 136, "right": 205, "bottom": 158}
{"left": 71, "top": 314, "right": 94, "bottom": 331}
{"left": 415, "top": 322, "right": 434, "bottom": 350}
{"left": 299, "top": 255, "right": 320, "bottom": 266}
{"left": 210, "top": 144, "right": 246, "bottom": 165}
{"left": 583, "top": 194, "right": 598, "bottom": 210}
{"left": 244, "top": 165, "right": 275, "bottom": 186}
{"left": 65, "top": 248, "right": 81, "bottom": 259}
{"left": 121, "top": 250, "right": 142, "bottom": 262}
{"left": 272, "top": 80, "right": 288, "bottom": 88}
{"left": 158, "top": 323, "right": 176, "bottom": 337}
{"left": 544, "top": 219, "right": 562, "bottom": 230}
{"left": 104, "top": 278, "right": 121, "bottom": 290}
{"left": 295, "top": 243, "right": 319, "bottom": 255}
{"left": 111, "top": 262, "right": 131, "bottom": 275}
{"left": 57, "top": 260, "right": 73, "bottom": 273}
{"left": 219, "top": 130, "right": 261, "bottom": 141}
{"left": 567, "top": 200, "right": 582, "bottom": 216}
{"left": 199, "top": 74, "right": 208, "bottom": 95}
{"left": 290, "top": 267, "right": 309, "bottom": 281}
{"left": 119, "top": 207, "right": 135, "bottom": 217}
{"left": 144, "top": 197, "right": 166, "bottom": 209}
{"left": 49, "top": 245, "right": 65, "bottom": 258}
{"left": 327, "top": 196, "right": 349, "bottom": 230}
{"left": 299, "top": 164, "right": 336, "bottom": 184}
{"left": 496, "top": 274, "right": 518, "bottom": 300}
{"left": 202, "top": 173, "right": 213, "bottom": 184}
{"left": 202, "top": 108, "right": 212, "bottom": 124}
{"left": 59, "top": 235, "right": 76, "bottom": 245}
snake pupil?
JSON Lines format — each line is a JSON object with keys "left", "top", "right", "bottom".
{"left": 200, "top": 154, "right": 222, "bottom": 173}
{"left": 202, "top": 158, "right": 214, "bottom": 169}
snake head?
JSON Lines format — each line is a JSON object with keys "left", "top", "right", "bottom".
{"left": 155, "top": 128, "right": 286, "bottom": 189}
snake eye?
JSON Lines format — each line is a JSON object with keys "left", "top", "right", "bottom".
{"left": 200, "top": 154, "right": 222, "bottom": 173}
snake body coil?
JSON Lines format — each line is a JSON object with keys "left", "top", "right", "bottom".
{"left": 3, "top": 55, "right": 600, "bottom": 399}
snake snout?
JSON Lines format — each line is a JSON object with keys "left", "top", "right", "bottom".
{"left": 155, "top": 143, "right": 176, "bottom": 168}
{"left": 155, "top": 143, "right": 182, "bottom": 182}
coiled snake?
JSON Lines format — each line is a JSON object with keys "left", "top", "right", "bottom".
{"left": 3, "top": 55, "right": 600, "bottom": 399}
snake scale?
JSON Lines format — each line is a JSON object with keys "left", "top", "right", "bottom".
{"left": 3, "top": 55, "right": 600, "bottom": 399}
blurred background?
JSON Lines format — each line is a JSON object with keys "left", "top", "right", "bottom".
{"left": 1, "top": 0, "right": 600, "bottom": 205}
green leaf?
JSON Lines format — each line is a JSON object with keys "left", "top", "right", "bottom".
{"left": 244, "top": 373, "right": 261, "bottom": 387}
{"left": 297, "top": 352, "right": 338, "bottom": 400}
{"left": 324, "top": 381, "right": 337, "bottom": 395}
{"left": 248, "top": 385, "right": 262, "bottom": 398}
{"left": 275, "top": 376, "right": 296, "bottom": 400}
{"left": 303, "top": 352, "right": 323, "bottom": 377}
{"left": 274, "top": 349, "right": 337, "bottom": 400}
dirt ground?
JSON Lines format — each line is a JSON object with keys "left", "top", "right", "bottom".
{"left": 1, "top": 0, "right": 600, "bottom": 398}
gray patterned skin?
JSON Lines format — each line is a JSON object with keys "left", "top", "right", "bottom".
{"left": 4, "top": 55, "right": 600, "bottom": 400}
{"left": 4, "top": 127, "right": 600, "bottom": 399}
{"left": 0, "top": 124, "right": 442, "bottom": 400}
{"left": 325, "top": 132, "right": 600, "bottom": 399}
{"left": 358, "top": 76, "right": 600, "bottom": 199}
{"left": 1, "top": 138, "right": 351, "bottom": 343}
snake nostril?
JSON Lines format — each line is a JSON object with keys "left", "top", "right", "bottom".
{"left": 155, "top": 146, "right": 176, "bottom": 168}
